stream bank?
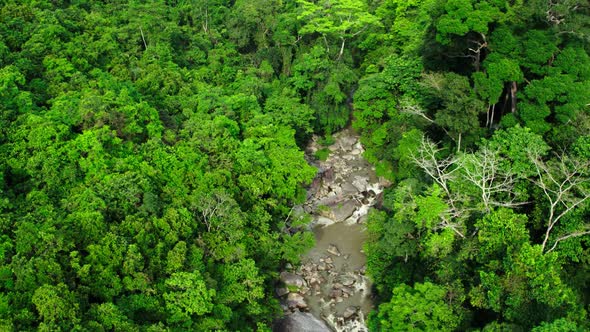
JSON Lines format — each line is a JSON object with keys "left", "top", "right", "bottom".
{"left": 275, "top": 128, "right": 390, "bottom": 332}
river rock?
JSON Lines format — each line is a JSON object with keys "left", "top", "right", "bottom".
{"left": 274, "top": 312, "right": 331, "bottom": 332}
{"left": 308, "top": 277, "right": 320, "bottom": 285}
{"left": 352, "top": 177, "right": 369, "bottom": 192}
{"left": 330, "top": 200, "right": 358, "bottom": 222}
{"left": 341, "top": 275, "right": 355, "bottom": 287}
{"left": 276, "top": 287, "right": 289, "bottom": 297}
{"left": 327, "top": 244, "right": 341, "bottom": 256}
{"left": 340, "top": 136, "right": 357, "bottom": 151}
{"left": 343, "top": 306, "right": 357, "bottom": 319}
{"left": 314, "top": 216, "right": 335, "bottom": 227}
{"left": 280, "top": 272, "right": 306, "bottom": 289}
{"left": 287, "top": 293, "right": 307, "bottom": 310}
{"left": 330, "top": 288, "right": 343, "bottom": 299}
{"left": 328, "top": 144, "right": 340, "bottom": 152}
{"left": 341, "top": 182, "right": 358, "bottom": 195}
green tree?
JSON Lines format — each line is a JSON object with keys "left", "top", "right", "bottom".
{"left": 297, "top": 0, "right": 381, "bottom": 60}
{"left": 164, "top": 271, "right": 215, "bottom": 326}
{"left": 373, "top": 282, "right": 463, "bottom": 331}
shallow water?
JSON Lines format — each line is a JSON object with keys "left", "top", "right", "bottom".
{"left": 303, "top": 222, "right": 373, "bottom": 320}
{"left": 293, "top": 128, "right": 385, "bottom": 331}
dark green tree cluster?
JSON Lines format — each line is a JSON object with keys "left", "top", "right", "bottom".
{"left": 355, "top": 0, "right": 590, "bottom": 330}
{"left": 0, "top": 0, "right": 379, "bottom": 330}
{"left": 1, "top": 0, "right": 589, "bottom": 330}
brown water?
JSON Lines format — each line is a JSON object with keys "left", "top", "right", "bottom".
{"left": 303, "top": 222, "right": 373, "bottom": 320}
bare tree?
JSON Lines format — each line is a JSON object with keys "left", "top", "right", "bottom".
{"left": 446, "top": 32, "right": 488, "bottom": 71}
{"left": 467, "top": 32, "right": 488, "bottom": 72}
{"left": 461, "top": 147, "right": 526, "bottom": 212}
{"left": 198, "top": 191, "right": 232, "bottom": 232}
{"left": 412, "top": 136, "right": 466, "bottom": 238}
{"left": 530, "top": 152, "right": 590, "bottom": 252}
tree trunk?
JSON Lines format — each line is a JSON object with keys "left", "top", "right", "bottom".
{"left": 337, "top": 38, "right": 345, "bottom": 61}
{"left": 510, "top": 81, "right": 517, "bottom": 114}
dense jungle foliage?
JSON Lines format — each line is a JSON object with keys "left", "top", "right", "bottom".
{"left": 0, "top": 0, "right": 588, "bottom": 331}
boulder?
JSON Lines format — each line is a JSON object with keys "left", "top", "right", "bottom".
{"left": 287, "top": 293, "right": 307, "bottom": 310}
{"left": 341, "top": 182, "right": 358, "bottom": 195}
{"left": 330, "top": 200, "right": 358, "bottom": 222}
{"left": 274, "top": 312, "right": 331, "bottom": 332}
{"left": 276, "top": 287, "right": 289, "bottom": 297}
{"left": 352, "top": 177, "right": 369, "bottom": 192}
{"left": 280, "top": 272, "right": 306, "bottom": 289}
{"left": 340, "top": 136, "right": 358, "bottom": 151}
{"left": 327, "top": 244, "right": 341, "bottom": 257}
{"left": 308, "top": 277, "right": 319, "bottom": 285}
{"left": 341, "top": 275, "right": 356, "bottom": 287}
{"left": 343, "top": 306, "right": 357, "bottom": 319}
{"left": 313, "top": 216, "right": 335, "bottom": 227}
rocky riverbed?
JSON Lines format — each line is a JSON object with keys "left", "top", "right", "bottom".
{"left": 275, "top": 128, "right": 389, "bottom": 332}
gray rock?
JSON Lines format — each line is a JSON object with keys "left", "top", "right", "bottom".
{"left": 341, "top": 275, "right": 356, "bottom": 287}
{"left": 328, "top": 144, "right": 340, "bottom": 152}
{"left": 314, "top": 216, "right": 335, "bottom": 227}
{"left": 276, "top": 287, "right": 289, "bottom": 297}
{"left": 330, "top": 288, "right": 343, "bottom": 299}
{"left": 330, "top": 200, "right": 358, "bottom": 222}
{"left": 274, "top": 312, "right": 331, "bottom": 332}
{"left": 343, "top": 306, "right": 357, "bottom": 319}
{"left": 327, "top": 244, "right": 341, "bottom": 257}
{"left": 287, "top": 292, "right": 307, "bottom": 310}
{"left": 352, "top": 177, "right": 369, "bottom": 192}
{"left": 280, "top": 272, "right": 306, "bottom": 289}
{"left": 340, "top": 136, "right": 358, "bottom": 151}
{"left": 341, "top": 182, "right": 358, "bottom": 195}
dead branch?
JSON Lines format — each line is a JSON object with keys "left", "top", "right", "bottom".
{"left": 530, "top": 152, "right": 590, "bottom": 252}
{"left": 461, "top": 147, "right": 524, "bottom": 212}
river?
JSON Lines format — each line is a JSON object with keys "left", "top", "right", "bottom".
{"left": 275, "top": 128, "right": 388, "bottom": 331}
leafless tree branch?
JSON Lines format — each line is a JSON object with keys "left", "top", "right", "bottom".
{"left": 529, "top": 152, "right": 590, "bottom": 252}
